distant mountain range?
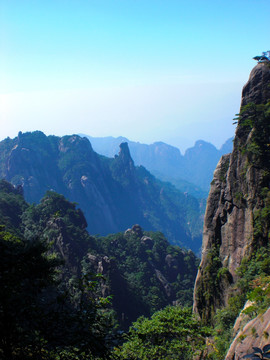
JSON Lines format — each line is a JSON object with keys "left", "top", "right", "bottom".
{"left": 0, "top": 131, "right": 204, "bottom": 252}
{"left": 81, "top": 135, "right": 234, "bottom": 197}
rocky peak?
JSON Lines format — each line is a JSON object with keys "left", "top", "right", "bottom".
{"left": 117, "top": 142, "right": 135, "bottom": 169}
{"left": 193, "top": 62, "right": 270, "bottom": 324}
{"left": 58, "top": 135, "right": 97, "bottom": 166}
{"left": 111, "top": 142, "right": 136, "bottom": 187}
{"left": 241, "top": 63, "right": 270, "bottom": 106}
{"left": 58, "top": 134, "right": 94, "bottom": 154}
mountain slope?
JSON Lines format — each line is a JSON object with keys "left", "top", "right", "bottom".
{"left": 0, "top": 132, "right": 202, "bottom": 252}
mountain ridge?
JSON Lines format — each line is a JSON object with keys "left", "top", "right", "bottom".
{"left": 81, "top": 134, "right": 233, "bottom": 195}
{"left": 0, "top": 131, "right": 203, "bottom": 252}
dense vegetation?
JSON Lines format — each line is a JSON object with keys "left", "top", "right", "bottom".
{"left": 0, "top": 179, "right": 201, "bottom": 358}
{"left": 90, "top": 227, "right": 198, "bottom": 328}
{"left": 115, "top": 306, "right": 212, "bottom": 359}
{"left": 0, "top": 227, "right": 113, "bottom": 360}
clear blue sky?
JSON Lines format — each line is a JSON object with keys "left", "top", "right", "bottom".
{"left": 1, "top": 0, "right": 269, "bottom": 152}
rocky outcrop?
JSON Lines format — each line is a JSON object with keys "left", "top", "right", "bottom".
{"left": 125, "top": 224, "right": 144, "bottom": 237}
{"left": 241, "top": 63, "right": 270, "bottom": 106}
{"left": 226, "top": 307, "right": 270, "bottom": 360}
{"left": 193, "top": 62, "right": 270, "bottom": 322}
{"left": 117, "top": 142, "right": 135, "bottom": 171}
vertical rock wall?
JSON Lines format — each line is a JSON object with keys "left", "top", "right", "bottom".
{"left": 193, "top": 63, "right": 270, "bottom": 323}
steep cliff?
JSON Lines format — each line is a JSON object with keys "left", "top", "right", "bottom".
{"left": 193, "top": 62, "right": 270, "bottom": 324}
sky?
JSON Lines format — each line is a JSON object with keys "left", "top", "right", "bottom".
{"left": 0, "top": 0, "right": 269, "bottom": 153}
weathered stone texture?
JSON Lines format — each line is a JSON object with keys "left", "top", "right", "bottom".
{"left": 226, "top": 307, "right": 270, "bottom": 360}
{"left": 193, "top": 63, "right": 270, "bottom": 321}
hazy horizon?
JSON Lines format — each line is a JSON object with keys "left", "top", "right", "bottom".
{"left": 1, "top": 0, "right": 269, "bottom": 152}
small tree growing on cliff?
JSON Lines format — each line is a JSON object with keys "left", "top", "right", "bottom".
{"left": 243, "top": 344, "right": 270, "bottom": 359}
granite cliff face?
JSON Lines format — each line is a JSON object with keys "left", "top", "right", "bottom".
{"left": 225, "top": 306, "right": 270, "bottom": 360}
{"left": 193, "top": 62, "right": 270, "bottom": 324}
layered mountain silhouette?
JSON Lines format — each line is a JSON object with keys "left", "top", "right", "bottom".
{"left": 81, "top": 134, "right": 233, "bottom": 197}
{"left": 0, "top": 131, "right": 203, "bottom": 252}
